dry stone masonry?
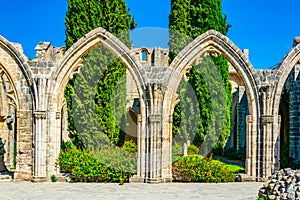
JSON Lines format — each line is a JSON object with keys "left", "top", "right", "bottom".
{"left": 258, "top": 168, "right": 300, "bottom": 199}
{"left": 0, "top": 28, "right": 300, "bottom": 183}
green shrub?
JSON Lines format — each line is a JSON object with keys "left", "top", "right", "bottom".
{"left": 94, "top": 145, "right": 137, "bottom": 174}
{"left": 51, "top": 175, "right": 57, "bottom": 182}
{"left": 172, "top": 155, "right": 236, "bottom": 183}
{"left": 58, "top": 142, "right": 133, "bottom": 183}
{"left": 187, "top": 144, "right": 199, "bottom": 155}
{"left": 122, "top": 140, "right": 137, "bottom": 153}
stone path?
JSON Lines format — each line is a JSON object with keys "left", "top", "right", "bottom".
{"left": 0, "top": 181, "right": 262, "bottom": 200}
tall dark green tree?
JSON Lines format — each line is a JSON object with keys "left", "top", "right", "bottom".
{"left": 64, "top": 0, "right": 135, "bottom": 148}
{"left": 169, "top": 0, "right": 232, "bottom": 151}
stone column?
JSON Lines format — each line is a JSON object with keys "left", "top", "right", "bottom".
{"left": 14, "top": 110, "right": 33, "bottom": 181}
{"left": 260, "top": 115, "right": 274, "bottom": 179}
{"left": 33, "top": 110, "right": 48, "bottom": 181}
{"left": 144, "top": 83, "right": 164, "bottom": 183}
{"left": 273, "top": 115, "right": 281, "bottom": 171}
{"left": 258, "top": 84, "right": 275, "bottom": 180}
{"left": 130, "top": 113, "right": 145, "bottom": 183}
{"left": 46, "top": 110, "right": 62, "bottom": 177}
{"left": 130, "top": 66, "right": 173, "bottom": 183}
{"left": 245, "top": 115, "right": 255, "bottom": 177}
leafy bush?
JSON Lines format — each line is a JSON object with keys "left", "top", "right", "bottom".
{"left": 187, "top": 144, "right": 199, "bottom": 155}
{"left": 122, "top": 140, "right": 137, "bottom": 153}
{"left": 51, "top": 175, "right": 57, "bottom": 182}
{"left": 172, "top": 155, "right": 236, "bottom": 183}
{"left": 94, "top": 145, "right": 137, "bottom": 174}
{"left": 58, "top": 142, "right": 134, "bottom": 183}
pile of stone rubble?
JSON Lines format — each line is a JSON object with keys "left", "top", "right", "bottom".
{"left": 258, "top": 168, "right": 300, "bottom": 200}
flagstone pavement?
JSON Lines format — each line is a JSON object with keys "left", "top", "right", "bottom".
{"left": 0, "top": 181, "right": 262, "bottom": 200}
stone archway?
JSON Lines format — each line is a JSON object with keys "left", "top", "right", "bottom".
{"left": 167, "top": 30, "right": 259, "bottom": 178}
{"left": 0, "top": 36, "right": 36, "bottom": 180}
{"left": 0, "top": 27, "right": 285, "bottom": 182}
{"left": 46, "top": 27, "right": 147, "bottom": 181}
{"left": 273, "top": 41, "right": 300, "bottom": 166}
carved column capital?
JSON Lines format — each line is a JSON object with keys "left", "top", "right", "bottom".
{"left": 34, "top": 111, "right": 47, "bottom": 119}
{"left": 259, "top": 84, "right": 274, "bottom": 97}
{"left": 148, "top": 114, "right": 161, "bottom": 123}
{"left": 261, "top": 115, "right": 274, "bottom": 124}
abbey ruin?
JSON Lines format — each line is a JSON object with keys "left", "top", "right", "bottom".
{"left": 0, "top": 28, "right": 300, "bottom": 183}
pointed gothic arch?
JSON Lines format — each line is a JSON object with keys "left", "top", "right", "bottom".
{"left": 167, "top": 30, "right": 259, "bottom": 177}
{"left": 0, "top": 36, "right": 36, "bottom": 180}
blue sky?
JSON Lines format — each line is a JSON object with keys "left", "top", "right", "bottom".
{"left": 1, "top": 0, "right": 300, "bottom": 69}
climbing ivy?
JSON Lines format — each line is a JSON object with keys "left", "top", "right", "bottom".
{"left": 64, "top": 0, "right": 135, "bottom": 147}
{"left": 169, "top": 0, "right": 232, "bottom": 151}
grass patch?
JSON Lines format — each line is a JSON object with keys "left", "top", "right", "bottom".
{"left": 212, "top": 160, "right": 245, "bottom": 173}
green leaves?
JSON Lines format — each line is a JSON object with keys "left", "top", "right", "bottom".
{"left": 58, "top": 142, "right": 134, "bottom": 183}
{"left": 64, "top": 0, "right": 135, "bottom": 148}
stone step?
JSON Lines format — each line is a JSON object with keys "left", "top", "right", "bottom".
{"left": 0, "top": 175, "right": 12, "bottom": 181}
{"left": 0, "top": 171, "right": 14, "bottom": 182}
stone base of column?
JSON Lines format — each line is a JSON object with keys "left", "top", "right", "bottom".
{"left": 236, "top": 174, "right": 256, "bottom": 182}
{"left": 256, "top": 177, "right": 267, "bottom": 182}
{"left": 32, "top": 176, "right": 48, "bottom": 182}
{"left": 162, "top": 177, "right": 172, "bottom": 183}
{"left": 145, "top": 178, "right": 164, "bottom": 184}
{"left": 129, "top": 175, "right": 145, "bottom": 183}
{"left": 14, "top": 171, "right": 32, "bottom": 181}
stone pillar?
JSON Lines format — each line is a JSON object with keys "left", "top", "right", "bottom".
{"left": 245, "top": 115, "right": 255, "bottom": 177}
{"left": 260, "top": 115, "right": 274, "bottom": 179}
{"left": 258, "top": 84, "right": 275, "bottom": 180}
{"left": 144, "top": 83, "right": 164, "bottom": 183}
{"left": 130, "top": 114, "right": 145, "bottom": 183}
{"left": 130, "top": 66, "right": 173, "bottom": 183}
{"left": 46, "top": 110, "right": 62, "bottom": 176}
{"left": 273, "top": 115, "right": 281, "bottom": 171}
{"left": 14, "top": 110, "right": 33, "bottom": 181}
{"left": 33, "top": 110, "right": 47, "bottom": 181}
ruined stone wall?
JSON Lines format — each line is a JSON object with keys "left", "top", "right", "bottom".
{"left": 283, "top": 64, "right": 300, "bottom": 161}
{"left": 1, "top": 28, "right": 300, "bottom": 182}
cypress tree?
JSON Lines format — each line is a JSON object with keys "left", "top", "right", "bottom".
{"left": 64, "top": 0, "right": 135, "bottom": 148}
{"left": 169, "top": 0, "right": 232, "bottom": 151}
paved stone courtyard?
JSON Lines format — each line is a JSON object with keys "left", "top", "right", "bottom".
{"left": 0, "top": 182, "right": 262, "bottom": 199}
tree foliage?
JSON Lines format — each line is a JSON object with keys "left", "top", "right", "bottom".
{"left": 64, "top": 0, "right": 135, "bottom": 147}
{"left": 169, "top": 0, "right": 232, "bottom": 151}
